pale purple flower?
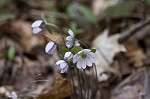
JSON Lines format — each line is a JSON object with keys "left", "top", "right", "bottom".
{"left": 55, "top": 60, "right": 68, "bottom": 73}
{"left": 66, "top": 29, "right": 80, "bottom": 48}
{"left": 73, "top": 49, "right": 95, "bottom": 69}
{"left": 10, "top": 91, "right": 17, "bottom": 99}
{"left": 45, "top": 41, "right": 57, "bottom": 54}
{"left": 31, "top": 20, "right": 43, "bottom": 34}
{"left": 64, "top": 52, "right": 73, "bottom": 61}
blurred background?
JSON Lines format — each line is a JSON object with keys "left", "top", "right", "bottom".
{"left": 0, "top": 0, "right": 150, "bottom": 99}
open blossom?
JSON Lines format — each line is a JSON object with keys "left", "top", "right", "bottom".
{"left": 55, "top": 60, "right": 68, "bottom": 73}
{"left": 73, "top": 49, "right": 95, "bottom": 69}
{"left": 10, "top": 91, "right": 17, "bottom": 99}
{"left": 45, "top": 41, "right": 57, "bottom": 54}
{"left": 64, "top": 52, "right": 73, "bottom": 61}
{"left": 31, "top": 20, "right": 43, "bottom": 34}
{"left": 66, "top": 29, "right": 80, "bottom": 48}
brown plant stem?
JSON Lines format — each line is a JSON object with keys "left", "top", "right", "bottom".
{"left": 119, "top": 18, "right": 150, "bottom": 43}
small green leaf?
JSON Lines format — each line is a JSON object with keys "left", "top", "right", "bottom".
{"left": 0, "top": 13, "right": 15, "bottom": 20}
{"left": 7, "top": 46, "right": 16, "bottom": 61}
{"left": 70, "top": 22, "right": 84, "bottom": 34}
{"left": 67, "top": 5, "right": 77, "bottom": 18}
{"left": 76, "top": 29, "right": 84, "bottom": 34}
{"left": 78, "top": 5, "right": 97, "bottom": 23}
{"left": 104, "top": 1, "right": 138, "bottom": 18}
{"left": 70, "top": 22, "right": 77, "bottom": 33}
{"left": 59, "top": 47, "right": 68, "bottom": 56}
{"left": 91, "top": 49, "right": 96, "bottom": 53}
{"left": 62, "top": 27, "right": 68, "bottom": 33}
{"left": 71, "top": 46, "right": 83, "bottom": 54}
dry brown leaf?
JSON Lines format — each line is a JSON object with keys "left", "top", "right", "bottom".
{"left": 37, "top": 78, "right": 71, "bottom": 99}
{"left": 125, "top": 37, "right": 146, "bottom": 68}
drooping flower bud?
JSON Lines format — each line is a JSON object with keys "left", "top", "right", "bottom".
{"left": 31, "top": 20, "right": 43, "bottom": 34}
{"left": 45, "top": 41, "right": 57, "bottom": 54}
{"left": 64, "top": 52, "right": 73, "bottom": 61}
{"left": 55, "top": 60, "right": 68, "bottom": 73}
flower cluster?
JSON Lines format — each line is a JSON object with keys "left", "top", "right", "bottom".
{"left": 32, "top": 20, "right": 96, "bottom": 73}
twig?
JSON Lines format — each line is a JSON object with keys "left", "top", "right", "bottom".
{"left": 118, "top": 18, "right": 150, "bottom": 43}
{"left": 83, "top": 69, "right": 89, "bottom": 99}
{"left": 77, "top": 68, "right": 83, "bottom": 99}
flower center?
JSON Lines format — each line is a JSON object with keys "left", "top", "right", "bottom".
{"left": 81, "top": 54, "right": 86, "bottom": 59}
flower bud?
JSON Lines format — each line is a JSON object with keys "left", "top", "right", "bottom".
{"left": 31, "top": 20, "right": 43, "bottom": 34}
{"left": 64, "top": 52, "right": 73, "bottom": 61}
{"left": 45, "top": 41, "right": 57, "bottom": 54}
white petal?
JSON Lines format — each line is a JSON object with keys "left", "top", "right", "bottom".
{"left": 56, "top": 65, "right": 61, "bottom": 70}
{"left": 61, "top": 69, "right": 65, "bottom": 73}
{"left": 64, "top": 52, "right": 71, "bottom": 58}
{"left": 69, "top": 54, "right": 74, "bottom": 60}
{"left": 45, "top": 42, "right": 55, "bottom": 54}
{"left": 60, "top": 62, "right": 67, "bottom": 68}
{"left": 31, "top": 20, "right": 43, "bottom": 28}
{"left": 83, "top": 49, "right": 91, "bottom": 54}
{"left": 73, "top": 54, "right": 81, "bottom": 63}
{"left": 77, "top": 50, "right": 84, "bottom": 54}
{"left": 87, "top": 55, "right": 95, "bottom": 63}
{"left": 88, "top": 52, "right": 96, "bottom": 58}
{"left": 33, "top": 27, "right": 42, "bottom": 34}
{"left": 61, "top": 65, "right": 68, "bottom": 73}
{"left": 48, "top": 44, "right": 57, "bottom": 54}
{"left": 66, "top": 36, "right": 73, "bottom": 41}
{"left": 56, "top": 60, "right": 65, "bottom": 65}
{"left": 82, "top": 59, "right": 86, "bottom": 69}
{"left": 86, "top": 57, "right": 93, "bottom": 67}
{"left": 75, "top": 40, "right": 80, "bottom": 46}
{"left": 64, "top": 52, "right": 73, "bottom": 60}
{"left": 68, "top": 29, "right": 74, "bottom": 37}
{"left": 66, "top": 41, "right": 73, "bottom": 48}
{"left": 64, "top": 65, "right": 68, "bottom": 71}
{"left": 77, "top": 59, "right": 82, "bottom": 69}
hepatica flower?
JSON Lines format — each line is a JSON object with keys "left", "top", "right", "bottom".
{"left": 73, "top": 49, "right": 95, "bottom": 69}
{"left": 64, "top": 52, "right": 73, "bottom": 61}
{"left": 55, "top": 60, "right": 68, "bottom": 73}
{"left": 66, "top": 29, "right": 80, "bottom": 48}
{"left": 31, "top": 20, "right": 43, "bottom": 34}
{"left": 45, "top": 41, "right": 57, "bottom": 54}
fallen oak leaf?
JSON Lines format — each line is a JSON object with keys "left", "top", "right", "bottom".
{"left": 93, "top": 29, "right": 126, "bottom": 65}
{"left": 92, "top": 29, "right": 126, "bottom": 81}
